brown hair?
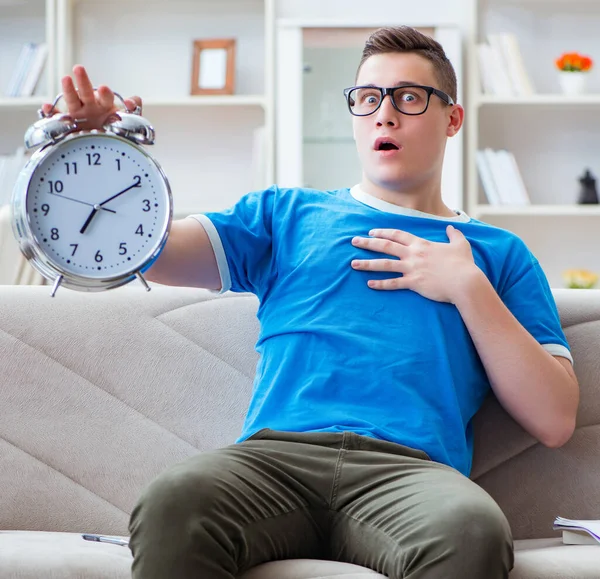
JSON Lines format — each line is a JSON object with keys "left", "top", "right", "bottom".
{"left": 357, "top": 26, "right": 457, "bottom": 103}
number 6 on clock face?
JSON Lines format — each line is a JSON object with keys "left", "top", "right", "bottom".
{"left": 12, "top": 131, "right": 173, "bottom": 292}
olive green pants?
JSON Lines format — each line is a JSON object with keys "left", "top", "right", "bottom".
{"left": 129, "top": 429, "right": 513, "bottom": 579}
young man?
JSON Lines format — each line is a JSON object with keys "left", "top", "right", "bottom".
{"left": 47, "top": 26, "right": 578, "bottom": 579}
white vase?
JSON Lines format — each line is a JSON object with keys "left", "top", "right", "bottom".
{"left": 558, "top": 72, "right": 588, "bottom": 95}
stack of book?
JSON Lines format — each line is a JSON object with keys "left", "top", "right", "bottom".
{"left": 477, "top": 33, "right": 535, "bottom": 97}
{"left": 476, "top": 148, "right": 530, "bottom": 206}
{"left": 554, "top": 516, "right": 600, "bottom": 545}
{"left": 4, "top": 42, "right": 48, "bottom": 97}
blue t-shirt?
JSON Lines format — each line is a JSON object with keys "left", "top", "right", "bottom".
{"left": 192, "top": 185, "right": 572, "bottom": 476}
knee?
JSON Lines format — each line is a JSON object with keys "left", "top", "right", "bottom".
{"left": 440, "top": 496, "right": 513, "bottom": 570}
{"left": 131, "top": 452, "right": 229, "bottom": 522}
{"left": 455, "top": 498, "right": 510, "bottom": 545}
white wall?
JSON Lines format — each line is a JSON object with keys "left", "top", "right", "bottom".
{"left": 276, "top": 0, "right": 468, "bottom": 27}
{"left": 275, "top": 0, "right": 470, "bottom": 210}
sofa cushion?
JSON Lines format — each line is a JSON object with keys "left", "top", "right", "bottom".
{"left": 4, "top": 531, "right": 600, "bottom": 578}
{"left": 512, "top": 537, "right": 600, "bottom": 578}
{"left": 0, "top": 531, "right": 131, "bottom": 578}
{"left": 0, "top": 531, "right": 384, "bottom": 579}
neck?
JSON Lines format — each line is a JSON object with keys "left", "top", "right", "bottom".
{"left": 360, "top": 177, "right": 456, "bottom": 218}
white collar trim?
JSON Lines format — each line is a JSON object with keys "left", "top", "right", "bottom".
{"left": 350, "top": 185, "right": 471, "bottom": 223}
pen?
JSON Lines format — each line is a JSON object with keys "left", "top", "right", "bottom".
{"left": 82, "top": 534, "right": 129, "bottom": 547}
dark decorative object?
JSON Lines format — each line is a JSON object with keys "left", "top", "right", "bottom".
{"left": 578, "top": 169, "right": 599, "bottom": 204}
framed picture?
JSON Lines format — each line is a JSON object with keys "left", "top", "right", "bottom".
{"left": 191, "top": 39, "right": 236, "bottom": 95}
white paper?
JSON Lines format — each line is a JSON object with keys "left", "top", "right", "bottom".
{"left": 199, "top": 48, "right": 227, "bottom": 89}
{"left": 554, "top": 516, "right": 600, "bottom": 541}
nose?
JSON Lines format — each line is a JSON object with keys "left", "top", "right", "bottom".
{"left": 374, "top": 94, "right": 399, "bottom": 127}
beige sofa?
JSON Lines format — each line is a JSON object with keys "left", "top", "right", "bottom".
{"left": 2, "top": 284, "right": 600, "bottom": 579}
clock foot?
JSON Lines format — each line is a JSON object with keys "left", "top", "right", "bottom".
{"left": 50, "top": 275, "right": 63, "bottom": 297}
{"left": 136, "top": 271, "right": 151, "bottom": 292}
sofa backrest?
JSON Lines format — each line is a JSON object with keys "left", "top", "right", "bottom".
{"left": 1, "top": 285, "right": 599, "bottom": 540}
{"left": 471, "top": 288, "right": 600, "bottom": 539}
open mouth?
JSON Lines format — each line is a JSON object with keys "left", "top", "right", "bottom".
{"left": 374, "top": 137, "right": 401, "bottom": 151}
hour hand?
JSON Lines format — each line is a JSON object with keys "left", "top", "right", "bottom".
{"left": 80, "top": 205, "right": 99, "bottom": 234}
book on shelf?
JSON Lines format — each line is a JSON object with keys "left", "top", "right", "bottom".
{"left": 476, "top": 148, "right": 530, "bottom": 206}
{"left": 477, "top": 33, "right": 535, "bottom": 97}
{"left": 4, "top": 42, "right": 48, "bottom": 98}
{"left": 554, "top": 517, "right": 600, "bottom": 546}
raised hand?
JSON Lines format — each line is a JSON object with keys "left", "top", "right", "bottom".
{"left": 41, "top": 65, "right": 142, "bottom": 131}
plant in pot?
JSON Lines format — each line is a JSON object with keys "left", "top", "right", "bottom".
{"left": 563, "top": 269, "right": 599, "bottom": 289}
{"left": 555, "top": 52, "right": 593, "bottom": 95}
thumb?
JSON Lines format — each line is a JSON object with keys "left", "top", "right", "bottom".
{"left": 446, "top": 224, "right": 464, "bottom": 242}
{"left": 125, "top": 95, "right": 143, "bottom": 114}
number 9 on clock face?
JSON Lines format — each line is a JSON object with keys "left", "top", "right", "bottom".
{"left": 13, "top": 132, "right": 172, "bottom": 291}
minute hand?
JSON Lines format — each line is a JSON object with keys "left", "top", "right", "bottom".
{"left": 99, "top": 180, "right": 141, "bottom": 207}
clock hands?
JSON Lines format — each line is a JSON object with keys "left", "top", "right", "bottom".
{"left": 98, "top": 179, "right": 142, "bottom": 208}
{"left": 48, "top": 192, "right": 116, "bottom": 213}
{"left": 79, "top": 178, "right": 142, "bottom": 235}
{"left": 80, "top": 205, "right": 101, "bottom": 234}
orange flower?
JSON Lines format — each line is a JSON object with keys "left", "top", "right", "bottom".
{"left": 556, "top": 52, "right": 593, "bottom": 72}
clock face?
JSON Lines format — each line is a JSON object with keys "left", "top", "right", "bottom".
{"left": 25, "top": 132, "right": 171, "bottom": 279}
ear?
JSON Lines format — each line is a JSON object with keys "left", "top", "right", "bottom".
{"left": 446, "top": 104, "right": 465, "bottom": 138}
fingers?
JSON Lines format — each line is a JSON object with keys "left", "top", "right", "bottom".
{"left": 73, "top": 64, "right": 95, "bottom": 104}
{"left": 96, "top": 85, "right": 115, "bottom": 110}
{"left": 351, "top": 258, "right": 406, "bottom": 273}
{"left": 352, "top": 235, "right": 408, "bottom": 258}
{"left": 41, "top": 102, "right": 54, "bottom": 116}
{"left": 61, "top": 74, "right": 83, "bottom": 113}
{"left": 44, "top": 64, "right": 140, "bottom": 121}
{"left": 367, "top": 277, "right": 409, "bottom": 291}
{"left": 124, "top": 95, "right": 143, "bottom": 113}
{"left": 368, "top": 228, "right": 417, "bottom": 245}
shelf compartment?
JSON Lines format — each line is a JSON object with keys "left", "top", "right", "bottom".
{"left": 473, "top": 204, "right": 600, "bottom": 217}
{"left": 477, "top": 94, "right": 600, "bottom": 107}
{"left": 143, "top": 95, "right": 266, "bottom": 108}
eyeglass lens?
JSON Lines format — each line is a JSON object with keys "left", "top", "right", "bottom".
{"left": 348, "top": 86, "right": 430, "bottom": 115}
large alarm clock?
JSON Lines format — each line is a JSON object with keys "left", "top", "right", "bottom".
{"left": 11, "top": 91, "right": 173, "bottom": 296}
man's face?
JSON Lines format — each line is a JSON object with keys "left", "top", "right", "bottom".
{"left": 352, "top": 52, "right": 460, "bottom": 192}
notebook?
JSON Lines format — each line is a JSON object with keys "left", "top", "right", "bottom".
{"left": 553, "top": 517, "right": 600, "bottom": 545}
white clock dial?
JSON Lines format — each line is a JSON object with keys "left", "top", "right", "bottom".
{"left": 25, "top": 133, "right": 170, "bottom": 279}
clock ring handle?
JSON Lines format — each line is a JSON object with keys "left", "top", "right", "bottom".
{"left": 40, "top": 88, "right": 141, "bottom": 118}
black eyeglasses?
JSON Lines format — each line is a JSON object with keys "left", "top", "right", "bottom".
{"left": 343, "top": 84, "right": 455, "bottom": 117}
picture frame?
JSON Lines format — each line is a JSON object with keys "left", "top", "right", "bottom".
{"left": 191, "top": 39, "right": 236, "bottom": 96}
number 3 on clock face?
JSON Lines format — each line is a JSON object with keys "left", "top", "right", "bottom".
{"left": 20, "top": 132, "right": 172, "bottom": 287}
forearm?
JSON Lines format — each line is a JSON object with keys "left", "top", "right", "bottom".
{"left": 145, "top": 218, "right": 221, "bottom": 289}
{"left": 454, "top": 268, "right": 579, "bottom": 447}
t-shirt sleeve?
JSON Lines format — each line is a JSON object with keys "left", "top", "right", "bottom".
{"left": 189, "top": 186, "right": 276, "bottom": 294}
{"left": 499, "top": 244, "right": 573, "bottom": 364}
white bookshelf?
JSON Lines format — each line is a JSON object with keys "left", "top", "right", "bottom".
{"left": 0, "top": 97, "right": 48, "bottom": 108}
{"left": 467, "top": 0, "right": 600, "bottom": 286}
{"left": 477, "top": 94, "right": 600, "bottom": 106}
{"left": 0, "top": 0, "right": 275, "bottom": 216}
{"left": 474, "top": 204, "right": 600, "bottom": 217}
{"left": 142, "top": 95, "right": 268, "bottom": 108}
